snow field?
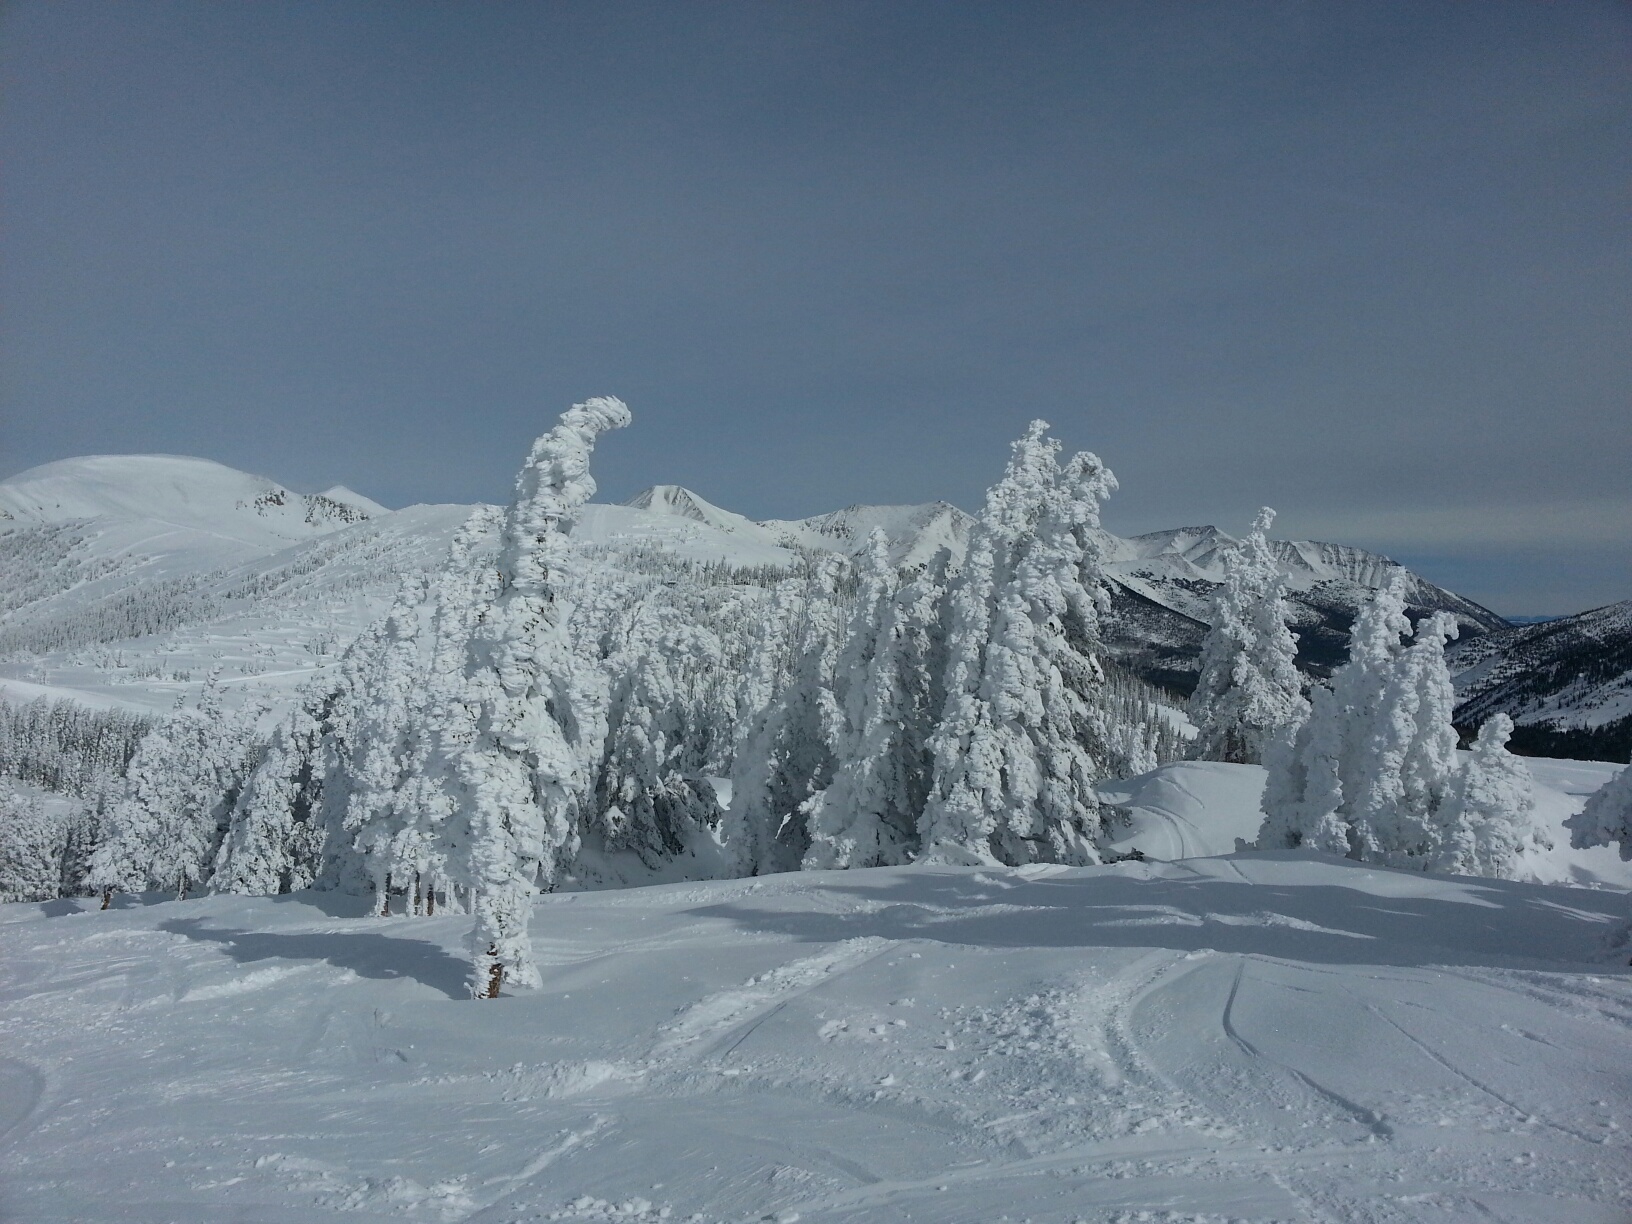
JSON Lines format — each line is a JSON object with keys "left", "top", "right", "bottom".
{"left": 1, "top": 847, "right": 1628, "bottom": 1224}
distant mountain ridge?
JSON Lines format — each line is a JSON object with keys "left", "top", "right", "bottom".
{"left": 3, "top": 457, "right": 1608, "bottom": 763}
{"left": 0, "top": 455, "right": 383, "bottom": 540}
{"left": 1092, "top": 521, "right": 1509, "bottom": 692}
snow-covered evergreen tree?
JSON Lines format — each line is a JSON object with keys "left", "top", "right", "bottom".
{"left": 1436, "top": 713, "right": 1544, "bottom": 877}
{"left": 343, "top": 581, "right": 427, "bottom": 912}
{"left": 1566, "top": 760, "right": 1632, "bottom": 862}
{"left": 588, "top": 604, "right": 727, "bottom": 872}
{"left": 1188, "top": 508, "right": 1308, "bottom": 765}
{"left": 0, "top": 790, "right": 68, "bottom": 902}
{"left": 448, "top": 397, "right": 630, "bottom": 997}
{"left": 804, "top": 530, "right": 919, "bottom": 869}
{"left": 920, "top": 421, "right": 1118, "bottom": 866}
{"left": 388, "top": 505, "right": 503, "bottom": 916}
{"left": 1256, "top": 575, "right": 1411, "bottom": 855}
{"left": 88, "top": 673, "right": 262, "bottom": 900}
{"left": 1381, "top": 612, "right": 1461, "bottom": 865}
{"left": 214, "top": 683, "right": 332, "bottom": 895}
{"left": 722, "top": 561, "right": 846, "bottom": 876}
{"left": 1255, "top": 583, "right": 1464, "bottom": 868}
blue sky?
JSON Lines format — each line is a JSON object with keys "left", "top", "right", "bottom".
{"left": 2, "top": 2, "right": 1627, "bottom": 614}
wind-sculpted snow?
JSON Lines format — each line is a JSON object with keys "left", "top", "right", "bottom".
{"left": 1, "top": 854, "right": 1627, "bottom": 1222}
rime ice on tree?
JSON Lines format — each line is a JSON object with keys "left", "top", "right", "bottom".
{"left": 803, "top": 529, "right": 923, "bottom": 869}
{"left": 920, "top": 420, "right": 1117, "bottom": 866}
{"left": 1188, "top": 508, "right": 1308, "bottom": 765}
{"left": 1567, "top": 760, "right": 1632, "bottom": 862}
{"left": 1437, "top": 713, "right": 1546, "bottom": 877}
{"left": 449, "top": 397, "right": 630, "bottom": 997}
{"left": 1255, "top": 579, "right": 1483, "bottom": 871}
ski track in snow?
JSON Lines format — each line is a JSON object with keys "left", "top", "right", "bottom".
{"left": 1, "top": 860, "right": 1630, "bottom": 1223}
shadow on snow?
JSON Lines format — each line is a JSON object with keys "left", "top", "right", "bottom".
{"left": 686, "top": 855, "right": 1632, "bottom": 972}
{"left": 158, "top": 916, "right": 470, "bottom": 1000}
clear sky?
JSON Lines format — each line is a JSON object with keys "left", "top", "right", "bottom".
{"left": 2, "top": 1, "right": 1627, "bottom": 615}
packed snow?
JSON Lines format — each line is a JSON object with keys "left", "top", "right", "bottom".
{"left": 3, "top": 834, "right": 1629, "bottom": 1222}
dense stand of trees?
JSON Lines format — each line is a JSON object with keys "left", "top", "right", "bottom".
{"left": 4, "top": 401, "right": 1618, "bottom": 989}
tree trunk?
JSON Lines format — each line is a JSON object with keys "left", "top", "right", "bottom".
{"left": 426, "top": 885, "right": 436, "bottom": 917}
{"left": 100, "top": 889, "right": 112, "bottom": 911}
{"left": 413, "top": 873, "right": 422, "bottom": 916}
{"left": 379, "top": 872, "right": 392, "bottom": 917}
{"left": 485, "top": 945, "right": 503, "bottom": 999}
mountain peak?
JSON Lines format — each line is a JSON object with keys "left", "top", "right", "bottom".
{"left": 314, "top": 485, "right": 390, "bottom": 519}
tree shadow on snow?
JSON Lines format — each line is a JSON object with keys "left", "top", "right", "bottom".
{"left": 687, "top": 856, "right": 1632, "bottom": 973}
{"left": 266, "top": 888, "right": 381, "bottom": 919}
{"left": 157, "top": 917, "right": 469, "bottom": 999}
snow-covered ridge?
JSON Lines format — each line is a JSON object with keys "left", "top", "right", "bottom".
{"left": 0, "top": 460, "right": 1521, "bottom": 723}
{"left": 611, "top": 484, "right": 976, "bottom": 570}
{"left": 0, "top": 455, "right": 383, "bottom": 542}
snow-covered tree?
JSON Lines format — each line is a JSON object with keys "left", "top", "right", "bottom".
{"left": 1436, "top": 713, "right": 1544, "bottom": 877}
{"left": 214, "top": 683, "right": 332, "bottom": 895}
{"left": 1566, "top": 760, "right": 1632, "bottom": 862}
{"left": 88, "top": 673, "right": 262, "bottom": 901}
{"left": 1255, "top": 582, "right": 1465, "bottom": 868}
{"left": 1331, "top": 610, "right": 1459, "bottom": 866}
{"left": 0, "top": 790, "right": 68, "bottom": 902}
{"left": 343, "top": 581, "right": 427, "bottom": 912}
{"left": 729, "top": 579, "right": 807, "bottom": 765}
{"left": 388, "top": 505, "right": 503, "bottom": 916}
{"left": 1188, "top": 508, "right": 1308, "bottom": 765}
{"left": 799, "top": 535, "right": 933, "bottom": 874}
{"left": 722, "top": 561, "right": 846, "bottom": 876}
{"left": 1256, "top": 575, "right": 1411, "bottom": 855}
{"left": 448, "top": 396, "right": 630, "bottom": 997}
{"left": 920, "top": 421, "right": 1118, "bottom": 866}
{"left": 588, "top": 604, "right": 727, "bottom": 872}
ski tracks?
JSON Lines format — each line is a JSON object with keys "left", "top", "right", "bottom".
{"left": 647, "top": 937, "right": 892, "bottom": 1065}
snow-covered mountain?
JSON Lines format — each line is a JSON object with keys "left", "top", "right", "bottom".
{"left": 582, "top": 485, "right": 975, "bottom": 570}
{"left": 0, "top": 456, "right": 468, "bottom": 716}
{"left": 1450, "top": 599, "right": 1632, "bottom": 762}
{"left": 603, "top": 487, "right": 1509, "bottom": 683}
{"left": 0, "top": 454, "right": 376, "bottom": 542}
{"left": 0, "top": 458, "right": 1524, "bottom": 721}
{"left": 1097, "top": 523, "right": 1511, "bottom": 692}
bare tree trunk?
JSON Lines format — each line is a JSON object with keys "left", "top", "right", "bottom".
{"left": 100, "top": 890, "right": 112, "bottom": 911}
{"left": 485, "top": 944, "right": 503, "bottom": 999}
{"left": 413, "top": 873, "right": 422, "bottom": 916}
{"left": 379, "top": 872, "right": 392, "bottom": 917}
{"left": 426, "top": 884, "right": 436, "bottom": 917}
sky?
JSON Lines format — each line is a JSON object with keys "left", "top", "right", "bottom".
{"left": 2, "top": 1, "right": 1627, "bottom": 616}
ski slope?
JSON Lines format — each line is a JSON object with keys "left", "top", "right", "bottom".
{"left": 2, "top": 848, "right": 1628, "bottom": 1224}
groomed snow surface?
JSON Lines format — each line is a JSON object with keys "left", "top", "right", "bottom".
{"left": 3, "top": 765, "right": 1630, "bottom": 1224}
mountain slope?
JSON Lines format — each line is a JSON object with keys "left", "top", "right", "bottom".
{"left": 0, "top": 455, "right": 376, "bottom": 541}
{"left": 1099, "top": 524, "right": 1509, "bottom": 691}
{"left": 612, "top": 485, "right": 977, "bottom": 570}
{"left": 1450, "top": 599, "right": 1632, "bottom": 762}
{"left": 0, "top": 459, "right": 1580, "bottom": 746}
{"left": 0, "top": 456, "right": 468, "bottom": 715}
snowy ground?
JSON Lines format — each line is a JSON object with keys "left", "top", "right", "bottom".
{"left": 1100, "top": 760, "right": 1632, "bottom": 890}
{"left": 3, "top": 845, "right": 1630, "bottom": 1223}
